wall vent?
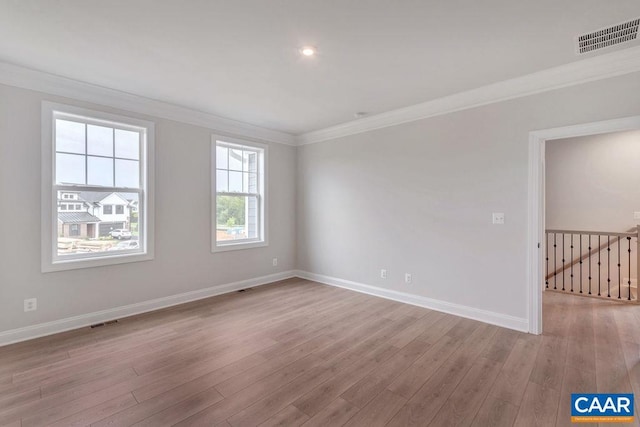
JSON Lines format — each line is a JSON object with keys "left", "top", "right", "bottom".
{"left": 577, "top": 18, "right": 639, "bottom": 54}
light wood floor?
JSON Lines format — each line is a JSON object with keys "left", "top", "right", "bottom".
{"left": 1, "top": 278, "right": 639, "bottom": 427}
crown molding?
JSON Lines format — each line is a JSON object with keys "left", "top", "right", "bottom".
{"left": 0, "top": 61, "right": 296, "bottom": 146}
{"left": 296, "top": 45, "right": 640, "bottom": 145}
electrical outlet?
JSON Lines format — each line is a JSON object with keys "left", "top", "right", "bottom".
{"left": 492, "top": 212, "right": 505, "bottom": 225}
{"left": 24, "top": 298, "right": 37, "bottom": 312}
{"left": 380, "top": 269, "right": 387, "bottom": 279}
{"left": 405, "top": 273, "right": 412, "bottom": 284}
{"left": 272, "top": 258, "right": 278, "bottom": 267}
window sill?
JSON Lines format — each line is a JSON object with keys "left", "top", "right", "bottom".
{"left": 42, "top": 252, "right": 154, "bottom": 273}
{"left": 212, "top": 240, "right": 268, "bottom": 253}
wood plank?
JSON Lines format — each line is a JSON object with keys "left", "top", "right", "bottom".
{"left": 387, "top": 348, "right": 481, "bottom": 424}
{"left": 471, "top": 396, "right": 518, "bottom": 427}
{"left": 41, "top": 366, "right": 138, "bottom": 397}
{"left": 528, "top": 335, "right": 568, "bottom": 392}
{"left": 215, "top": 335, "right": 333, "bottom": 397}
{"left": 488, "top": 334, "right": 542, "bottom": 406}
{"left": 555, "top": 364, "right": 597, "bottom": 427}
{"left": 387, "top": 334, "right": 461, "bottom": 399}
{"left": 47, "top": 393, "right": 137, "bottom": 427}
{"left": 257, "top": 405, "right": 309, "bottom": 427}
{"left": 95, "top": 355, "right": 319, "bottom": 427}
{"left": 340, "top": 338, "right": 430, "bottom": 408}
{"left": 301, "top": 397, "right": 359, "bottom": 427}
{"left": 130, "top": 387, "right": 224, "bottom": 427}
{"left": 480, "top": 328, "right": 520, "bottom": 363}
{"left": 428, "top": 357, "right": 502, "bottom": 427}
{"left": 386, "top": 323, "right": 498, "bottom": 426}
{"left": 133, "top": 353, "right": 266, "bottom": 403}
{"left": 343, "top": 390, "right": 406, "bottom": 427}
{"left": 513, "top": 381, "right": 560, "bottom": 427}
{"left": 0, "top": 280, "right": 636, "bottom": 427}
{"left": 0, "top": 386, "right": 41, "bottom": 412}
{"left": 292, "top": 351, "right": 388, "bottom": 417}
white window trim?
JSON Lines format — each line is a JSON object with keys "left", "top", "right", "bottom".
{"left": 211, "top": 135, "right": 268, "bottom": 252}
{"left": 41, "top": 101, "right": 155, "bottom": 272}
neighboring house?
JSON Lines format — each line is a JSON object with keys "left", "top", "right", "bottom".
{"left": 57, "top": 212, "right": 101, "bottom": 238}
{"left": 80, "top": 192, "right": 132, "bottom": 237}
{"left": 57, "top": 191, "right": 133, "bottom": 238}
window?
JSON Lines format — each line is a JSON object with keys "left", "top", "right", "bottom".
{"left": 42, "top": 102, "right": 155, "bottom": 272}
{"left": 212, "top": 136, "right": 267, "bottom": 251}
{"left": 116, "top": 205, "right": 124, "bottom": 215}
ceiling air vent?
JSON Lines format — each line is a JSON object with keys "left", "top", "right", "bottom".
{"left": 577, "top": 18, "right": 639, "bottom": 54}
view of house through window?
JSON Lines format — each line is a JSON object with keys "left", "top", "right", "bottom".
{"left": 214, "top": 139, "right": 265, "bottom": 248}
{"left": 53, "top": 114, "right": 145, "bottom": 258}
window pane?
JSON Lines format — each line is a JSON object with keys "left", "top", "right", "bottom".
{"left": 247, "top": 172, "right": 258, "bottom": 193}
{"left": 229, "top": 171, "right": 242, "bottom": 192}
{"left": 57, "top": 191, "right": 140, "bottom": 257}
{"left": 56, "top": 119, "right": 85, "bottom": 154}
{"left": 115, "top": 159, "right": 139, "bottom": 188}
{"left": 115, "top": 129, "right": 140, "bottom": 160}
{"left": 216, "top": 170, "right": 228, "bottom": 192}
{"left": 216, "top": 195, "right": 246, "bottom": 241}
{"left": 216, "top": 146, "right": 228, "bottom": 169}
{"left": 243, "top": 151, "right": 257, "bottom": 173}
{"left": 215, "top": 195, "right": 258, "bottom": 241}
{"left": 87, "top": 156, "right": 114, "bottom": 187}
{"left": 87, "top": 125, "right": 113, "bottom": 157}
{"left": 56, "top": 153, "right": 85, "bottom": 184}
{"left": 229, "top": 148, "right": 242, "bottom": 171}
{"left": 246, "top": 195, "right": 259, "bottom": 239}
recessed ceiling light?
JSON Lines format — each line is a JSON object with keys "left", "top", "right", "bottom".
{"left": 300, "top": 46, "right": 316, "bottom": 57}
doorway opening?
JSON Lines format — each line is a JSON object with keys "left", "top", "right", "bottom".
{"left": 528, "top": 116, "right": 640, "bottom": 334}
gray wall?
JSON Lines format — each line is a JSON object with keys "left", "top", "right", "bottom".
{"left": 546, "top": 130, "right": 640, "bottom": 232}
{"left": 296, "top": 72, "right": 640, "bottom": 320}
{"left": 2, "top": 71, "right": 640, "bottom": 335}
{"left": 0, "top": 83, "right": 297, "bottom": 332}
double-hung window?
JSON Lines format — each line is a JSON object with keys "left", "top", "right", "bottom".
{"left": 212, "top": 137, "right": 267, "bottom": 251}
{"left": 42, "top": 102, "right": 154, "bottom": 271}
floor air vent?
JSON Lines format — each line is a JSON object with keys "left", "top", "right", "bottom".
{"left": 577, "top": 18, "right": 639, "bottom": 54}
{"left": 90, "top": 319, "right": 119, "bottom": 328}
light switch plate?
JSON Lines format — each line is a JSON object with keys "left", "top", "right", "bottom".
{"left": 492, "top": 213, "right": 505, "bottom": 225}
{"left": 634, "top": 212, "right": 640, "bottom": 220}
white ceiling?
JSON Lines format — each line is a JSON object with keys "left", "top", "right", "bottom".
{"left": 1, "top": 1, "right": 639, "bottom": 135}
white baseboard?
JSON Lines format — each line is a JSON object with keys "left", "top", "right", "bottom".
{"left": 0, "top": 270, "right": 296, "bottom": 347}
{"left": 295, "top": 270, "right": 529, "bottom": 333}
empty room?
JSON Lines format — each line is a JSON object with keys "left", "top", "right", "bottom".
{"left": 1, "top": 1, "right": 640, "bottom": 426}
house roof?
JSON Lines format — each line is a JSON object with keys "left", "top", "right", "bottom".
{"left": 57, "top": 212, "right": 101, "bottom": 224}
{"left": 78, "top": 191, "right": 110, "bottom": 203}
{"left": 78, "top": 191, "right": 133, "bottom": 205}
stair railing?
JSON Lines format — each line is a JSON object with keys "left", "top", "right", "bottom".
{"left": 545, "top": 226, "right": 639, "bottom": 302}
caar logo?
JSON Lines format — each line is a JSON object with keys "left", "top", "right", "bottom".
{"left": 571, "top": 394, "right": 634, "bottom": 423}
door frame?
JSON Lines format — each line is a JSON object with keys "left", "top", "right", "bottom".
{"left": 527, "top": 115, "right": 640, "bottom": 334}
